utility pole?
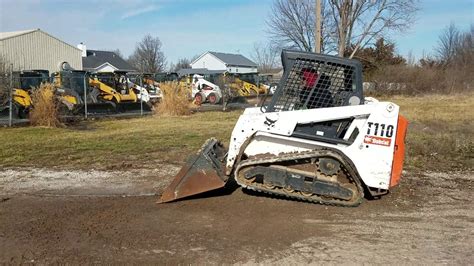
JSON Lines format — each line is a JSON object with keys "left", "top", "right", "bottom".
{"left": 315, "top": 0, "right": 322, "bottom": 53}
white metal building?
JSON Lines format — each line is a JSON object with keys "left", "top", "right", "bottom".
{"left": 0, "top": 29, "right": 82, "bottom": 73}
{"left": 191, "top": 51, "right": 258, "bottom": 74}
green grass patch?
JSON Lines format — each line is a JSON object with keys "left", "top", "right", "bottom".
{"left": 0, "top": 111, "right": 241, "bottom": 168}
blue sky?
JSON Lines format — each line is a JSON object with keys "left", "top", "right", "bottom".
{"left": 0, "top": 0, "right": 472, "bottom": 66}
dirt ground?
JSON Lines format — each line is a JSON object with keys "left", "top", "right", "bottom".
{"left": 0, "top": 166, "right": 472, "bottom": 264}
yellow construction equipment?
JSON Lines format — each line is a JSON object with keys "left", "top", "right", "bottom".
{"left": 89, "top": 72, "right": 138, "bottom": 103}
{"left": 226, "top": 73, "right": 268, "bottom": 96}
{"left": 52, "top": 70, "right": 118, "bottom": 115}
{"left": 52, "top": 70, "right": 82, "bottom": 112}
{"left": 5, "top": 70, "right": 50, "bottom": 118}
{"left": 89, "top": 71, "right": 151, "bottom": 112}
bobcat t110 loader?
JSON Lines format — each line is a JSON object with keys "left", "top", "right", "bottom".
{"left": 159, "top": 50, "right": 408, "bottom": 206}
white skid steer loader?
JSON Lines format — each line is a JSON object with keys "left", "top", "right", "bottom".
{"left": 191, "top": 74, "right": 222, "bottom": 105}
{"left": 159, "top": 50, "right": 408, "bottom": 206}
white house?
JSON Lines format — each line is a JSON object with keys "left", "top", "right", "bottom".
{"left": 190, "top": 51, "right": 258, "bottom": 74}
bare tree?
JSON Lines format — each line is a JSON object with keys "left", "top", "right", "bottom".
{"left": 267, "top": 0, "right": 419, "bottom": 57}
{"left": 435, "top": 22, "right": 469, "bottom": 64}
{"left": 251, "top": 42, "right": 280, "bottom": 72}
{"left": 436, "top": 23, "right": 474, "bottom": 67}
{"left": 454, "top": 24, "right": 474, "bottom": 67}
{"left": 266, "top": 0, "right": 332, "bottom": 52}
{"left": 436, "top": 23, "right": 462, "bottom": 64}
{"left": 0, "top": 56, "right": 10, "bottom": 104}
{"left": 190, "top": 54, "right": 200, "bottom": 63}
{"left": 110, "top": 49, "right": 124, "bottom": 59}
{"left": 169, "top": 55, "right": 200, "bottom": 72}
{"left": 329, "top": 0, "right": 419, "bottom": 57}
{"left": 128, "top": 34, "right": 166, "bottom": 73}
{"left": 171, "top": 58, "right": 191, "bottom": 72}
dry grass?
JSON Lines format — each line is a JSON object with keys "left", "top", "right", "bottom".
{"left": 370, "top": 64, "right": 473, "bottom": 95}
{"left": 382, "top": 92, "right": 474, "bottom": 172}
{"left": 156, "top": 82, "right": 191, "bottom": 116}
{"left": 29, "top": 83, "right": 61, "bottom": 127}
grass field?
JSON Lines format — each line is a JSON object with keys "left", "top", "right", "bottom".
{"left": 388, "top": 93, "right": 473, "bottom": 172}
{"left": 0, "top": 93, "right": 472, "bottom": 171}
{"left": 0, "top": 111, "right": 241, "bottom": 169}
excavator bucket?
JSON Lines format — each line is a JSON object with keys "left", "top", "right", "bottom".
{"left": 158, "top": 138, "right": 229, "bottom": 203}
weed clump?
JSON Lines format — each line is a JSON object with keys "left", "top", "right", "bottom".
{"left": 156, "top": 82, "right": 191, "bottom": 116}
{"left": 29, "top": 83, "right": 61, "bottom": 127}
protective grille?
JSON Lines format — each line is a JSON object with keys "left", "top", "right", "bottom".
{"left": 268, "top": 55, "right": 359, "bottom": 112}
{"left": 60, "top": 72, "right": 86, "bottom": 95}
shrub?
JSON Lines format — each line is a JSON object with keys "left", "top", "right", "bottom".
{"left": 155, "top": 81, "right": 191, "bottom": 116}
{"left": 29, "top": 83, "right": 61, "bottom": 127}
{"left": 368, "top": 64, "right": 473, "bottom": 96}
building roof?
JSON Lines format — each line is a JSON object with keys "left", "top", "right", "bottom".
{"left": 177, "top": 68, "right": 226, "bottom": 77}
{"left": 0, "top": 29, "right": 38, "bottom": 41}
{"left": 209, "top": 51, "right": 257, "bottom": 67}
{"left": 82, "top": 50, "right": 136, "bottom": 72}
{"left": 193, "top": 51, "right": 258, "bottom": 67}
{"left": 0, "top": 29, "right": 81, "bottom": 52}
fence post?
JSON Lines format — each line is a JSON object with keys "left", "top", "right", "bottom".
{"left": 222, "top": 84, "right": 228, "bottom": 112}
{"left": 222, "top": 75, "right": 228, "bottom": 111}
{"left": 8, "top": 64, "right": 13, "bottom": 127}
{"left": 256, "top": 74, "right": 260, "bottom": 103}
{"left": 139, "top": 74, "right": 143, "bottom": 116}
{"left": 83, "top": 74, "right": 88, "bottom": 119}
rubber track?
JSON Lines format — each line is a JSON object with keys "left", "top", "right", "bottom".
{"left": 235, "top": 149, "right": 364, "bottom": 207}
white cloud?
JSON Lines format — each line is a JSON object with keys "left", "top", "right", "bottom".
{"left": 121, "top": 5, "right": 159, "bottom": 20}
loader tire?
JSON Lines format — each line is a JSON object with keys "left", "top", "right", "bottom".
{"left": 207, "top": 93, "right": 219, "bottom": 104}
{"left": 194, "top": 93, "right": 204, "bottom": 105}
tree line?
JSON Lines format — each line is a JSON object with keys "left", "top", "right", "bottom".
{"left": 119, "top": 0, "right": 422, "bottom": 73}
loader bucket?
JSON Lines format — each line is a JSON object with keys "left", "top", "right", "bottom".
{"left": 158, "top": 138, "right": 229, "bottom": 203}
